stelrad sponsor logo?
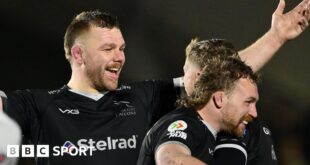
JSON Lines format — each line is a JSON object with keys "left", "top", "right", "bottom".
{"left": 6, "top": 135, "right": 137, "bottom": 157}
{"left": 78, "top": 135, "right": 137, "bottom": 151}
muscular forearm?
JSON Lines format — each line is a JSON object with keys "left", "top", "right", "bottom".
{"left": 238, "top": 28, "right": 285, "bottom": 73}
{"left": 156, "top": 143, "right": 207, "bottom": 165}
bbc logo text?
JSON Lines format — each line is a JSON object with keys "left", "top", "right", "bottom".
{"left": 6, "top": 145, "right": 94, "bottom": 157}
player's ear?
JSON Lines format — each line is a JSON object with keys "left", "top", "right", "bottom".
{"left": 71, "top": 44, "right": 84, "bottom": 65}
{"left": 212, "top": 91, "right": 226, "bottom": 109}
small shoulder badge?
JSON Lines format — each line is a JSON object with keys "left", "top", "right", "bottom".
{"left": 167, "top": 120, "right": 187, "bottom": 132}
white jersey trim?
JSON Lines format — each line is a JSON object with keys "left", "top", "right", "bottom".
{"left": 214, "top": 143, "right": 247, "bottom": 159}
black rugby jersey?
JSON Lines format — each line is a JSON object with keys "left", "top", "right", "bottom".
{"left": 138, "top": 108, "right": 278, "bottom": 165}
{"left": 137, "top": 107, "right": 216, "bottom": 165}
{"left": 244, "top": 119, "right": 278, "bottom": 165}
{"left": 6, "top": 80, "right": 178, "bottom": 165}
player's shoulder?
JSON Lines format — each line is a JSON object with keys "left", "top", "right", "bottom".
{"left": 10, "top": 85, "right": 68, "bottom": 104}
{"left": 247, "top": 118, "right": 273, "bottom": 137}
{"left": 118, "top": 80, "right": 173, "bottom": 91}
{"left": 12, "top": 85, "right": 66, "bottom": 95}
{"left": 160, "top": 107, "right": 199, "bottom": 121}
{"left": 245, "top": 118, "right": 278, "bottom": 165}
{"left": 151, "top": 107, "right": 204, "bottom": 132}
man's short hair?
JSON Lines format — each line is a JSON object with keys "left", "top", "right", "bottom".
{"left": 181, "top": 39, "right": 259, "bottom": 108}
{"left": 185, "top": 38, "right": 239, "bottom": 68}
{"left": 64, "top": 10, "right": 120, "bottom": 62}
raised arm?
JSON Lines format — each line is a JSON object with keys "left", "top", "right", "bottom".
{"left": 239, "top": 0, "right": 310, "bottom": 72}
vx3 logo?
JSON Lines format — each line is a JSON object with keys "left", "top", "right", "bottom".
{"left": 58, "top": 108, "right": 80, "bottom": 115}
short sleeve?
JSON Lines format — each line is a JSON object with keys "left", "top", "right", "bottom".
{"left": 154, "top": 117, "right": 205, "bottom": 155}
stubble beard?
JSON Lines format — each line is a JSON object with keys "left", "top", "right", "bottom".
{"left": 222, "top": 112, "right": 245, "bottom": 138}
{"left": 86, "top": 66, "right": 118, "bottom": 92}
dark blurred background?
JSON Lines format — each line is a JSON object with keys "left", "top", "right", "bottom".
{"left": 0, "top": 0, "right": 309, "bottom": 164}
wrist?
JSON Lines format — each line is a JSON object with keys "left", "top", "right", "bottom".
{"left": 266, "top": 28, "right": 287, "bottom": 48}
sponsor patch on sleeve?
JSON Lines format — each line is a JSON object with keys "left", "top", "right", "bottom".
{"left": 167, "top": 120, "right": 188, "bottom": 140}
{"left": 167, "top": 120, "right": 187, "bottom": 132}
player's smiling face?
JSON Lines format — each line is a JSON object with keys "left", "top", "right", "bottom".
{"left": 221, "top": 78, "right": 259, "bottom": 137}
{"left": 81, "top": 26, "right": 126, "bottom": 91}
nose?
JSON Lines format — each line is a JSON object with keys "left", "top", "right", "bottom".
{"left": 249, "top": 105, "right": 258, "bottom": 118}
{"left": 114, "top": 50, "right": 125, "bottom": 63}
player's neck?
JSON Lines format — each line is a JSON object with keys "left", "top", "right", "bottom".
{"left": 67, "top": 73, "right": 101, "bottom": 94}
{"left": 197, "top": 103, "right": 221, "bottom": 134}
{"left": 67, "top": 81, "right": 100, "bottom": 94}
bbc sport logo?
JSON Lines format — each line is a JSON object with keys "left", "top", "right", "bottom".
{"left": 5, "top": 135, "right": 138, "bottom": 158}
{"left": 6, "top": 142, "right": 94, "bottom": 158}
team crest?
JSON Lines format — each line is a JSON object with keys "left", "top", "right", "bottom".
{"left": 263, "top": 127, "right": 271, "bottom": 135}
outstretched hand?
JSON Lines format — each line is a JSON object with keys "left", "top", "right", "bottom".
{"left": 271, "top": 0, "right": 310, "bottom": 43}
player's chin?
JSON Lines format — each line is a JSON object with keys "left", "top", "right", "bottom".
{"left": 105, "top": 80, "right": 119, "bottom": 91}
{"left": 233, "top": 124, "right": 246, "bottom": 138}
